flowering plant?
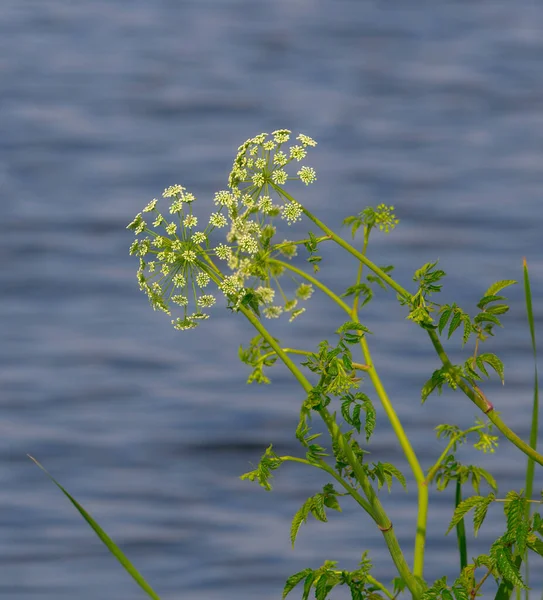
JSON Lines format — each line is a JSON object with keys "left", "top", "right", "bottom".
{"left": 33, "top": 130, "right": 542, "bottom": 600}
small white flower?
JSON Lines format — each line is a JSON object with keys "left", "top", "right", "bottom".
{"left": 143, "top": 199, "right": 158, "bottom": 212}
{"left": 171, "top": 295, "right": 189, "bottom": 306}
{"left": 296, "top": 283, "right": 314, "bottom": 300}
{"left": 296, "top": 134, "right": 317, "bottom": 147}
{"left": 191, "top": 231, "right": 207, "bottom": 243}
{"left": 297, "top": 166, "right": 317, "bottom": 185}
{"left": 182, "top": 250, "right": 197, "bottom": 263}
{"left": 165, "top": 222, "right": 177, "bottom": 235}
{"left": 272, "top": 129, "right": 291, "bottom": 144}
{"left": 173, "top": 274, "right": 186, "bottom": 287}
{"left": 281, "top": 201, "right": 303, "bottom": 224}
{"left": 220, "top": 274, "right": 243, "bottom": 296}
{"left": 271, "top": 169, "right": 288, "bottom": 185}
{"left": 196, "top": 272, "right": 210, "bottom": 288}
{"left": 215, "top": 244, "right": 232, "bottom": 260}
{"left": 289, "top": 146, "right": 306, "bottom": 161}
{"left": 197, "top": 294, "right": 216, "bottom": 308}
{"left": 183, "top": 214, "right": 198, "bottom": 228}
{"left": 264, "top": 306, "right": 283, "bottom": 319}
{"left": 239, "top": 235, "right": 259, "bottom": 255}
{"left": 256, "top": 286, "right": 275, "bottom": 304}
{"left": 163, "top": 184, "right": 185, "bottom": 198}
{"left": 209, "top": 212, "right": 228, "bottom": 228}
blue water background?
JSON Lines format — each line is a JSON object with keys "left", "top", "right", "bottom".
{"left": 1, "top": 1, "right": 543, "bottom": 598}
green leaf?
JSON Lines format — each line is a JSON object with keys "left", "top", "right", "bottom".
{"left": 477, "top": 294, "right": 506, "bottom": 309}
{"left": 290, "top": 498, "right": 313, "bottom": 547}
{"left": 446, "top": 495, "right": 486, "bottom": 534}
{"left": 486, "top": 304, "right": 510, "bottom": 316}
{"left": 448, "top": 311, "right": 463, "bottom": 339}
{"left": 490, "top": 540, "right": 527, "bottom": 589}
{"left": 303, "top": 571, "right": 316, "bottom": 600}
{"left": 473, "top": 493, "right": 495, "bottom": 536}
{"left": 438, "top": 306, "right": 453, "bottom": 335}
{"left": 473, "top": 312, "right": 502, "bottom": 328}
{"left": 477, "top": 353, "right": 505, "bottom": 384}
{"left": 28, "top": 456, "right": 161, "bottom": 600}
{"left": 283, "top": 568, "right": 313, "bottom": 599}
{"left": 484, "top": 280, "right": 517, "bottom": 297}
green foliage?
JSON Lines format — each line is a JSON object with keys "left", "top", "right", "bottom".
{"left": 240, "top": 444, "right": 283, "bottom": 491}
{"left": 446, "top": 493, "right": 495, "bottom": 536}
{"left": 340, "top": 392, "right": 376, "bottom": 441}
{"left": 290, "top": 484, "right": 342, "bottom": 547}
{"left": 118, "top": 131, "right": 543, "bottom": 600}
{"left": 433, "top": 455, "right": 497, "bottom": 495}
{"left": 406, "top": 260, "right": 446, "bottom": 328}
{"left": 421, "top": 576, "right": 469, "bottom": 600}
{"left": 238, "top": 334, "right": 278, "bottom": 384}
{"left": 366, "top": 462, "right": 406, "bottom": 493}
{"left": 283, "top": 553, "right": 383, "bottom": 600}
{"left": 304, "top": 231, "right": 322, "bottom": 273}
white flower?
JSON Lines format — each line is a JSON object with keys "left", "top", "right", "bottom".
{"left": 297, "top": 166, "right": 317, "bottom": 185}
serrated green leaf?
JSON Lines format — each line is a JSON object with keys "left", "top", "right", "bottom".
{"left": 474, "top": 312, "right": 502, "bottom": 328}
{"left": 310, "top": 494, "right": 328, "bottom": 522}
{"left": 486, "top": 304, "right": 509, "bottom": 316}
{"left": 446, "top": 496, "right": 485, "bottom": 534}
{"left": 527, "top": 537, "right": 543, "bottom": 557}
{"left": 283, "top": 569, "right": 313, "bottom": 599}
{"left": 451, "top": 584, "right": 469, "bottom": 600}
{"left": 290, "top": 498, "right": 312, "bottom": 547}
{"left": 439, "top": 307, "right": 453, "bottom": 334}
{"left": 477, "top": 294, "right": 506, "bottom": 309}
{"left": 303, "top": 571, "right": 316, "bottom": 600}
{"left": 491, "top": 541, "right": 527, "bottom": 589}
{"left": 485, "top": 280, "right": 517, "bottom": 297}
{"left": 447, "top": 310, "right": 463, "bottom": 339}
{"left": 473, "top": 493, "right": 495, "bottom": 536}
{"left": 478, "top": 353, "right": 505, "bottom": 384}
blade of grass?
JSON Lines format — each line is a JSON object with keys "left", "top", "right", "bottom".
{"left": 523, "top": 258, "right": 539, "bottom": 599}
{"left": 29, "top": 455, "right": 162, "bottom": 600}
{"left": 494, "top": 259, "right": 538, "bottom": 600}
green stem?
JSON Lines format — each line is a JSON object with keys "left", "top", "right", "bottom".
{"left": 278, "top": 193, "right": 543, "bottom": 467}
{"left": 268, "top": 258, "right": 352, "bottom": 314}
{"left": 236, "top": 303, "right": 422, "bottom": 599}
{"left": 271, "top": 254, "right": 427, "bottom": 578}
{"left": 455, "top": 478, "right": 468, "bottom": 571}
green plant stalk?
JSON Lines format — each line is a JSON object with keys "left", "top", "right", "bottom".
{"left": 278, "top": 192, "right": 543, "bottom": 467}
{"left": 455, "top": 478, "right": 468, "bottom": 571}
{"left": 523, "top": 257, "right": 539, "bottom": 599}
{"left": 273, "top": 253, "right": 428, "bottom": 578}
{"left": 283, "top": 200, "right": 543, "bottom": 466}
{"left": 319, "top": 407, "right": 424, "bottom": 600}
{"left": 236, "top": 301, "right": 423, "bottom": 600}
{"left": 427, "top": 330, "right": 543, "bottom": 467}
{"left": 268, "top": 258, "right": 352, "bottom": 313}
{"left": 351, "top": 224, "right": 428, "bottom": 579}
{"left": 279, "top": 455, "right": 376, "bottom": 516}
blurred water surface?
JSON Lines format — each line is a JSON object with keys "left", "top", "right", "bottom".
{"left": 1, "top": 1, "right": 543, "bottom": 598}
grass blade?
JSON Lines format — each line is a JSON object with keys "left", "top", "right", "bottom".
{"left": 29, "top": 455, "right": 162, "bottom": 600}
{"left": 523, "top": 258, "right": 539, "bottom": 599}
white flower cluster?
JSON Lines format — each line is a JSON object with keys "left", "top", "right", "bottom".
{"left": 127, "top": 185, "right": 237, "bottom": 331}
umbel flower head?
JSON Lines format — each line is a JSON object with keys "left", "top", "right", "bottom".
{"left": 127, "top": 185, "right": 232, "bottom": 331}
{"left": 227, "top": 130, "right": 317, "bottom": 228}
